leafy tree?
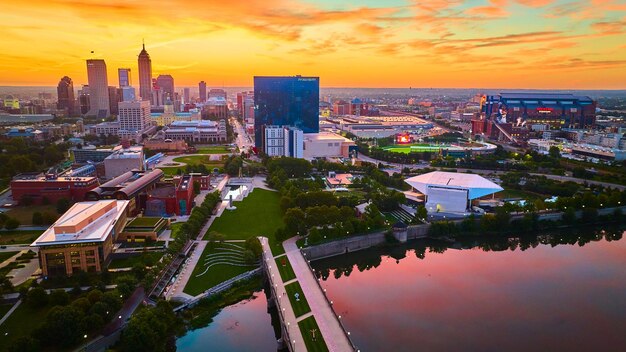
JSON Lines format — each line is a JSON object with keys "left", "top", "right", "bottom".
{"left": 49, "top": 289, "right": 70, "bottom": 306}
{"left": 8, "top": 336, "right": 40, "bottom": 352}
{"left": 548, "top": 146, "right": 561, "bottom": 159}
{"left": 26, "top": 287, "right": 48, "bottom": 308}
{"left": 116, "top": 275, "right": 138, "bottom": 299}
{"left": 38, "top": 305, "right": 86, "bottom": 348}
{"left": 5, "top": 218, "right": 20, "bottom": 230}
{"left": 119, "top": 301, "right": 182, "bottom": 352}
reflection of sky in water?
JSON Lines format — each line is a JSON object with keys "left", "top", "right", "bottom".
{"left": 314, "top": 232, "right": 626, "bottom": 352}
{"left": 176, "top": 291, "right": 277, "bottom": 352}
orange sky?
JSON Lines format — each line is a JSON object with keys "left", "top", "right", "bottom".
{"left": 1, "top": 0, "right": 626, "bottom": 88}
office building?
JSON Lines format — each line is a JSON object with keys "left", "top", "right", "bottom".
{"left": 118, "top": 68, "right": 131, "bottom": 87}
{"left": 263, "top": 125, "right": 303, "bottom": 158}
{"left": 199, "top": 81, "right": 207, "bottom": 102}
{"left": 108, "top": 86, "right": 119, "bottom": 115}
{"left": 151, "top": 100, "right": 200, "bottom": 126}
{"left": 183, "top": 88, "right": 190, "bottom": 103}
{"left": 119, "top": 86, "right": 136, "bottom": 102}
{"left": 57, "top": 76, "right": 75, "bottom": 116}
{"left": 86, "top": 59, "right": 110, "bottom": 117}
{"left": 138, "top": 44, "right": 152, "bottom": 102}
{"left": 156, "top": 75, "right": 175, "bottom": 101}
{"left": 208, "top": 88, "right": 226, "bottom": 99}
{"left": 254, "top": 76, "right": 319, "bottom": 149}
{"left": 86, "top": 169, "right": 164, "bottom": 215}
{"left": 31, "top": 200, "right": 130, "bottom": 276}
{"left": 118, "top": 100, "right": 151, "bottom": 133}
{"left": 103, "top": 145, "right": 145, "bottom": 179}
{"left": 78, "top": 85, "right": 90, "bottom": 115}
{"left": 72, "top": 145, "right": 117, "bottom": 163}
{"left": 302, "top": 132, "right": 357, "bottom": 159}
{"left": 205, "top": 96, "right": 228, "bottom": 119}
{"left": 11, "top": 171, "right": 99, "bottom": 205}
{"left": 145, "top": 175, "right": 198, "bottom": 216}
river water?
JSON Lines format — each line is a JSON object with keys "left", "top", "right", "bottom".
{"left": 312, "top": 227, "right": 626, "bottom": 352}
{"left": 175, "top": 227, "right": 625, "bottom": 352}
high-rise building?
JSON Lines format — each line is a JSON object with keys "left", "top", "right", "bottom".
{"left": 138, "top": 44, "right": 152, "bottom": 102}
{"left": 183, "top": 88, "right": 190, "bottom": 103}
{"left": 118, "top": 68, "right": 131, "bottom": 87}
{"left": 118, "top": 100, "right": 151, "bottom": 133}
{"left": 263, "top": 125, "right": 303, "bottom": 158}
{"left": 108, "top": 86, "right": 119, "bottom": 115}
{"left": 254, "top": 76, "right": 319, "bottom": 149}
{"left": 57, "top": 76, "right": 75, "bottom": 116}
{"left": 78, "top": 85, "right": 90, "bottom": 115}
{"left": 119, "top": 86, "right": 136, "bottom": 102}
{"left": 208, "top": 88, "right": 226, "bottom": 99}
{"left": 156, "top": 75, "right": 175, "bottom": 101}
{"left": 151, "top": 78, "right": 164, "bottom": 107}
{"left": 86, "top": 59, "right": 110, "bottom": 117}
{"left": 199, "top": 81, "right": 207, "bottom": 102}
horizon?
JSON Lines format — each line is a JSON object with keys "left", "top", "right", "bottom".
{"left": 2, "top": 1, "right": 626, "bottom": 89}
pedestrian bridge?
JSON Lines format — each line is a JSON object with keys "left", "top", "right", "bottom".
{"left": 260, "top": 237, "right": 355, "bottom": 352}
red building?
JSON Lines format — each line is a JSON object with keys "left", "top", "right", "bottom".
{"left": 333, "top": 100, "right": 350, "bottom": 115}
{"left": 11, "top": 172, "right": 99, "bottom": 205}
{"left": 349, "top": 98, "right": 369, "bottom": 116}
{"left": 144, "top": 174, "right": 209, "bottom": 216}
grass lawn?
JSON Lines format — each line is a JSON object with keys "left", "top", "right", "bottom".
{"left": 0, "top": 230, "right": 43, "bottom": 245}
{"left": 204, "top": 189, "right": 285, "bottom": 254}
{"left": 0, "top": 304, "right": 13, "bottom": 319}
{"left": 183, "top": 243, "right": 256, "bottom": 296}
{"left": 0, "top": 251, "right": 19, "bottom": 263}
{"left": 4, "top": 204, "right": 59, "bottom": 225}
{"left": 298, "top": 316, "right": 329, "bottom": 352}
{"left": 173, "top": 155, "right": 224, "bottom": 167}
{"left": 0, "top": 303, "right": 53, "bottom": 347}
{"left": 275, "top": 256, "right": 296, "bottom": 282}
{"left": 285, "top": 281, "right": 311, "bottom": 317}
{"left": 126, "top": 217, "right": 162, "bottom": 227}
{"left": 108, "top": 251, "right": 164, "bottom": 269}
{"left": 196, "top": 145, "right": 232, "bottom": 154}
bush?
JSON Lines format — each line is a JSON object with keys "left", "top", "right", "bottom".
{"left": 32, "top": 212, "right": 44, "bottom": 226}
{"left": 26, "top": 287, "right": 48, "bottom": 308}
{"left": 5, "top": 218, "right": 20, "bottom": 230}
{"left": 49, "top": 289, "right": 70, "bottom": 306}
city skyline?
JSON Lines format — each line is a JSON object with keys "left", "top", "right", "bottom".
{"left": 1, "top": 0, "right": 626, "bottom": 89}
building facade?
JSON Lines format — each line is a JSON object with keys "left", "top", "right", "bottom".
{"left": 163, "top": 120, "right": 227, "bottom": 143}
{"left": 156, "top": 75, "right": 175, "bottom": 101}
{"left": 57, "top": 76, "right": 75, "bottom": 116}
{"left": 199, "top": 81, "right": 207, "bottom": 102}
{"left": 263, "top": 125, "right": 303, "bottom": 158}
{"left": 11, "top": 172, "right": 99, "bottom": 205}
{"left": 118, "top": 68, "right": 131, "bottom": 87}
{"left": 138, "top": 44, "right": 152, "bottom": 102}
{"left": 118, "top": 100, "right": 151, "bottom": 133}
{"left": 254, "top": 76, "right": 319, "bottom": 149}
{"left": 86, "top": 59, "right": 110, "bottom": 117}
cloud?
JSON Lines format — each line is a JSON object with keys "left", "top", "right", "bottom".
{"left": 466, "top": 6, "right": 509, "bottom": 18}
{"left": 591, "top": 19, "right": 626, "bottom": 35}
{"left": 515, "top": 0, "right": 554, "bottom": 7}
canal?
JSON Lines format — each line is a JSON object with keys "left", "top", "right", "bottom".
{"left": 312, "top": 226, "right": 626, "bottom": 352}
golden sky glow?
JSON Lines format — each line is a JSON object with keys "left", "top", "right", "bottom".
{"left": 1, "top": 0, "right": 626, "bottom": 88}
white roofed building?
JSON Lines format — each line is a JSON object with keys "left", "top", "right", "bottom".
{"left": 405, "top": 171, "right": 502, "bottom": 215}
{"left": 31, "top": 200, "right": 130, "bottom": 276}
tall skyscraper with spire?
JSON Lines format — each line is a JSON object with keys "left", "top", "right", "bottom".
{"left": 138, "top": 43, "right": 152, "bottom": 103}
{"left": 86, "top": 59, "right": 110, "bottom": 117}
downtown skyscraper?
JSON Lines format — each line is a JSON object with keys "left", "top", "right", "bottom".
{"left": 254, "top": 76, "right": 319, "bottom": 149}
{"left": 199, "top": 81, "right": 207, "bottom": 102}
{"left": 86, "top": 59, "right": 110, "bottom": 117}
{"left": 138, "top": 44, "right": 152, "bottom": 102}
{"left": 56, "top": 76, "right": 75, "bottom": 116}
{"left": 118, "top": 68, "right": 131, "bottom": 87}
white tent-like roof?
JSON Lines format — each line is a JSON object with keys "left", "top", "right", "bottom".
{"left": 405, "top": 171, "right": 503, "bottom": 200}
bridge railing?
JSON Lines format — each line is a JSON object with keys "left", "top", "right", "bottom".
{"left": 300, "top": 248, "right": 358, "bottom": 352}
{"left": 263, "top": 247, "right": 296, "bottom": 352}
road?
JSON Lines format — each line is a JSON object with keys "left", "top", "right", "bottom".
{"left": 231, "top": 117, "right": 253, "bottom": 151}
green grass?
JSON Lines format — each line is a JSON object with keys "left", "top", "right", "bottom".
{"left": 0, "top": 303, "right": 53, "bottom": 348}
{"left": 4, "top": 204, "right": 59, "bottom": 225}
{"left": 108, "top": 251, "right": 164, "bottom": 269}
{"left": 204, "top": 189, "right": 285, "bottom": 254}
{"left": 496, "top": 189, "right": 545, "bottom": 201}
{"left": 173, "top": 155, "right": 224, "bottom": 166}
{"left": 170, "top": 222, "right": 185, "bottom": 239}
{"left": 284, "top": 281, "right": 311, "bottom": 317}
{"left": 275, "top": 256, "right": 296, "bottom": 282}
{"left": 126, "top": 217, "right": 162, "bottom": 227}
{"left": 0, "top": 230, "right": 43, "bottom": 245}
{"left": 0, "top": 251, "right": 19, "bottom": 263}
{"left": 298, "top": 316, "right": 329, "bottom": 352}
{"left": 196, "top": 145, "right": 232, "bottom": 154}
{"left": 183, "top": 244, "right": 256, "bottom": 296}
{"left": 0, "top": 304, "right": 13, "bottom": 319}
{"left": 382, "top": 144, "right": 448, "bottom": 154}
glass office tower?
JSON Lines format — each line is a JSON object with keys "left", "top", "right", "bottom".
{"left": 254, "top": 76, "right": 319, "bottom": 149}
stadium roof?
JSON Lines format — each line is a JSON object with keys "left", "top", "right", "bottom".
{"left": 405, "top": 171, "right": 503, "bottom": 200}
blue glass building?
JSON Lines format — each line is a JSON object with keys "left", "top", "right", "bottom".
{"left": 254, "top": 76, "right": 319, "bottom": 149}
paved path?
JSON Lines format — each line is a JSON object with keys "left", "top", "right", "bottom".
{"left": 283, "top": 237, "right": 354, "bottom": 352}
{"left": 0, "top": 299, "right": 21, "bottom": 326}
{"left": 0, "top": 251, "right": 22, "bottom": 269}
{"left": 165, "top": 240, "right": 207, "bottom": 301}
{"left": 8, "top": 257, "right": 39, "bottom": 286}
{"left": 260, "top": 237, "right": 305, "bottom": 351}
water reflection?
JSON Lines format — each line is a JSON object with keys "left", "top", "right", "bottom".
{"left": 312, "top": 227, "right": 626, "bottom": 352}
{"left": 176, "top": 290, "right": 278, "bottom": 352}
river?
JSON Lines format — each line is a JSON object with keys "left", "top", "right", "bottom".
{"left": 312, "top": 227, "right": 626, "bottom": 352}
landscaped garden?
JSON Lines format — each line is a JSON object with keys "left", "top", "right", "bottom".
{"left": 275, "top": 255, "right": 296, "bottom": 282}
{"left": 298, "top": 316, "right": 329, "bottom": 352}
{"left": 108, "top": 252, "right": 164, "bottom": 269}
{"left": 183, "top": 243, "right": 257, "bottom": 296}
{"left": 0, "top": 230, "right": 44, "bottom": 245}
{"left": 196, "top": 145, "right": 232, "bottom": 154}
{"left": 203, "top": 189, "right": 285, "bottom": 254}
{"left": 285, "top": 281, "right": 311, "bottom": 317}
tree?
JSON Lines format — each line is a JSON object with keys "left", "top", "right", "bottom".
{"left": 116, "top": 275, "right": 138, "bottom": 299}
{"left": 32, "top": 212, "right": 44, "bottom": 226}
{"left": 4, "top": 218, "right": 20, "bottom": 230}
{"left": 26, "top": 287, "right": 48, "bottom": 308}
{"left": 193, "top": 181, "right": 201, "bottom": 195}
{"left": 548, "top": 146, "right": 561, "bottom": 159}
{"left": 49, "top": 289, "right": 70, "bottom": 306}
{"left": 284, "top": 208, "right": 306, "bottom": 234}
{"left": 561, "top": 208, "right": 577, "bottom": 225}
{"left": 38, "top": 305, "right": 86, "bottom": 348}
{"left": 8, "top": 336, "right": 40, "bottom": 352}
{"left": 56, "top": 198, "right": 71, "bottom": 214}
{"left": 206, "top": 231, "right": 225, "bottom": 245}
{"left": 119, "top": 301, "right": 182, "bottom": 352}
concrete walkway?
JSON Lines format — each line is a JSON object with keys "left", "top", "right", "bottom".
{"left": 260, "top": 237, "right": 306, "bottom": 351}
{"left": 8, "top": 257, "right": 39, "bottom": 286}
{"left": 0, "top": 299, "right": 21, "bottom": 326}
{"left": 165, "top": 240, "right": 206, "bottom": 301}
{"left": 283, "top": 237, "right": 354, "bottom": 352}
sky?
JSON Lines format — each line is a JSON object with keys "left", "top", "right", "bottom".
{"left": 1, "top": 0, "right": 626, "bottom": 89}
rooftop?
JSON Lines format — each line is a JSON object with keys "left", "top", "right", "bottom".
{"left": 31, "top": 200, "right": 129, "bottom": 246}
{"left": 303, "top": 132, "right": 354, "bottom": 142}
{"left": 405, "top": 171, "right": 503, "bottom": 200}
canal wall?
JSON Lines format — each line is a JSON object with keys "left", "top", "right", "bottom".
{"left": 303, "top": 206, "right": 626, "bottom": 261}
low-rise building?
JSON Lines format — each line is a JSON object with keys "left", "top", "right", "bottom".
{"left": 163, "top": 120, "right": 227, "bottom": 143}
{"left": 30, "top": 200, "right": 130, "bottom": 276}
{"left": 11, "top": 172, "right": 99, "bottom": 205}
{"left": 302, "top": 132, "right": 357, "bottom": 159}
{"left": 103, "top": 145, "right": 144, "bottom": 179}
